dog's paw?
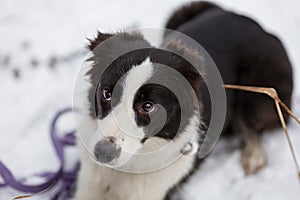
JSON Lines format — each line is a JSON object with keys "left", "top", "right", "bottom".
{"left": 241, "top": 144, "right": 268, "bottom": 175}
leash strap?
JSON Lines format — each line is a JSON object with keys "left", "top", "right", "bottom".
{"left": 0, "top": 108, "right": 79, "bottom": 200}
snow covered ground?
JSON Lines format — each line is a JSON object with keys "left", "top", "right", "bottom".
{"left": 0, "top": 0, "right": 300, "bottom": 199}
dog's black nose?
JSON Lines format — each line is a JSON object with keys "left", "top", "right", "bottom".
{"left": 94, "top": 137, "right": 119, "bottom": 163}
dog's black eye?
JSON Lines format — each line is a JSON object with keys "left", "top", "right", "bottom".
{"left": 102, "top": 88, "right": 112, "bottom": 101}
{"left": 141, "top": 101, "right": 155, "bottom": 113}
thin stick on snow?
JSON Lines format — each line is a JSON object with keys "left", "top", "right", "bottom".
{"left": 224, "top": 84, "right": 300, "bottom": 178}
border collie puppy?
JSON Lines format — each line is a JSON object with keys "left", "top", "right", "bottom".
{"left": 72, "top": 1, "right": 293, "bottom": 200}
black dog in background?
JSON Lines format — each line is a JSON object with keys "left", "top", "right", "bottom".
{"left": 165, "top": 1, "right": 293, "bottom": 175}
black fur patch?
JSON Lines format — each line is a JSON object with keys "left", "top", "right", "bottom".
{"left": 133, "top": 83, "right": 182, "bottom": 140}
{"left": 87, "top": 32, "right": 114, "bottom": 51}
{"left": 164, "top": 1, "right": 219, "bottom": 35}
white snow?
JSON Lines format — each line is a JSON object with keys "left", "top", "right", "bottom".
{"left": 0, "top": 0, "right": 299, "bottom": 199}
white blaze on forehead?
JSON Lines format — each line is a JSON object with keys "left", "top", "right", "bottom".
{"left": 113, "top": 57, "right": 154, "bottom": 137}
{"left": 123, "top": 57, "right": 153, "bottom": 98}
{"left": 121, "top": 57, "right": 154, "bottom": 115}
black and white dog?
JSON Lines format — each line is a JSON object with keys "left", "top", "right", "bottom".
{"left": 72, "top": 1, "right": 293, "bottom": 200}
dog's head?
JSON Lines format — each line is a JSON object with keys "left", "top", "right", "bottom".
{"left": 78, "top": 31, "right": 207, "bottom": 171}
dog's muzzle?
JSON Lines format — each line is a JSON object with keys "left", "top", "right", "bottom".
{"left": 94, "top": 137, "right": 121, "bottom": 163}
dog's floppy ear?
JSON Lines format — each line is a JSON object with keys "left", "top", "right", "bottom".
{"left": 87, "top": 31, "right": 114, "bottom": 51}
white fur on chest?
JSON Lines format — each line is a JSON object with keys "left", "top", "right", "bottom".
{"left": 73, "top": 146, "right": 196, "bottom": 200}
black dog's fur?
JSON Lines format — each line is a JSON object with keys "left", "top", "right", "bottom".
{"left": 165, "top": 1, "right": 293, "bottom": 130}
{"left": 164, "top": 1, "right": 293, "bottom": 199}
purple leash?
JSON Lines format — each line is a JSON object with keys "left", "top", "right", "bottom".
{"left": 0, "top": 108, "right": 80, "bottom": 199}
